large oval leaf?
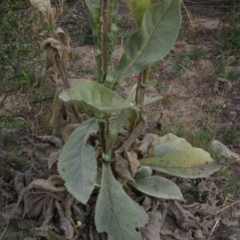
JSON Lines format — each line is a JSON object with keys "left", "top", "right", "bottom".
{"left": 154, "top": 143, "right": 178, "bottom": 157}
{"left": 59, "top": 80, "right": 136, "bottom": 119}
{"left": 151, "top": 148, "right": 214, "bottom": 168}
{"left": 58, "top": 118, "right": 98, "bottom": 204}
{"left": 145, "top": 163, "right": 220, "bottom": 179}
{"left": 129, "top": 176, "right": 184, "bottom": 200}
{"left": 113, "top": 0, "right": 181, "bottom": 79}
{"left": 95, "top": 163, "right": 148, "bottom": 240}
{"left": 140, "top": 147, "right": 220, "bottom": 179}
{"left": 158, "top": 133, "right": 192, "bottom": 150}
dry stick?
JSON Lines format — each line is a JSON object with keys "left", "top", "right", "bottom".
{"left": 0, "top": 219, "right": 9, "bottom": 240}
{"left": 55, "top": 55, "right": 82, "bottom": 123}
{"left": 207, "top": 198, "right": 240, "bottom": 239}
{"left": 217, "top": 198, "right": 240, "bottom": 214}
{"left": 207, "top": 216, "right": 221, "bottom": 240}
{"left": 30, "top": 96, "right": 54, "bottom": 104}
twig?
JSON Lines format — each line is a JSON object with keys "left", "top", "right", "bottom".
{"left": 207, "top": 216, "right": 220, "bottom": 240}
{"left": 0, "top": 219, "right": 9, "bottom": 240}
{"left": 7, "top": 74, "right": 24, "bottom": 81}
{"left": 0, "top": 94, "right": 9, "bottom": 105}
{"left": 207, "top": 197, "right": 240, "bottom": 239}
{"left": 30, "top": 96, "right": 54, "bottom": 104}
{"left": 217, "top": 198, "right": 240, "bottom": 214}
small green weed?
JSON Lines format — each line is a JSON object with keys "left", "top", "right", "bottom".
{"left": 217, "top": 6, "right": 240, "bottom": 50}
{"left": 73, "top": 52, "right": 83, "bottom": 60}
{"left": 217, "top": 170, "right": 240, "bottom": 199}
{"left": 167, "top": 59, "right": 189, "bottom": 82}
{"left": 156, "top": 82, "right": 169, "bottom": 91}
{"left": 167, "top": 47, "right": 205, "bottom": 81}
{"left": 70, "top": 19, "right": 94, "bottom": 45}
{"left": 225, "top": 67, "right": 239, "bottom": 81}
{"left": 206, "top": 52, "right": 238, "bottom": 82}
{"left": 187, "top": 47, "right": 206, "bottom": 61}
{"left": 222, "top": 128, "right": 239, "bottom": 144}
{"left": 0, "top": 0, "right": 38, "bottom": 85}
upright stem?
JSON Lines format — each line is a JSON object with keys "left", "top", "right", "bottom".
{"left": 135, "top": 66, "right": 150, "bottom": 111}
{"left": 99, "top": 0, "right": 111, "bottom": 83}
{"left": 98, "top": 121, "right": 106, "bottom": 153}
{"left": 127, "top": 67, "right": 150, "bottom": 133}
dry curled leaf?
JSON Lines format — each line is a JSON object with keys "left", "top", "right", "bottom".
{"left": 62, "top": 124, "right": 79, "bottom": 144}
{"left": 140, "top": 212, "right": 161, "bottom": 240}
{"left": 41, "top": 37, "right": 71, "bottom": 83}
{"left": 33, "top": 135, "right": 62, "bottom": 148}
{"left": 42, "top": 198, "right": 55, "bottom": 226}
{"left": 10, "top": 168, "right": 25, "bottom": 195}
{"left": 114, "top": 152, "right": 134, "bottom": 183}
{"left": 48, "top": 150, "right": 61, "bottom": 173}
{"left": 29, "top": 0, "right": 56, "bottom": 26}
{"left": 55, "top": 201, "right": 74, "bottom": 240}
{"left": 51, "top": 91, "right": 71, "bottom": 133}
{"left": 55, "top": 27, "right": 72, "bottom": 60}
{"left": 22, "top": 192, "right": 44, "bottom": 218}
{"left": 138, "top": 133, "right": 160, "bottom": 155}
{"left": 126, "top": 151, "right": 140, "bottom": 177}
{"left": 41, "top": 38, "right": 69, "bottom": 60}
{"left": 47, "top": 175, "right": 64, "bottom": 186}
{"left": 27, "top": 179, "right": 66, "bottom": 192}
{"left": 32, "top": 225, "right": 65, "bottom": 240}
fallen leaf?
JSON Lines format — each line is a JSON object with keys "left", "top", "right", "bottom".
{"left": 127, "top": 150, "right": 140, "bottom": 177}
{"left": 27, "top": 179, "right": 66, "bottom": 192}
{"left": 48, "top": 150, "right": 61, "bottom": 173}
{"left": 114, "top": 152, "right": 134, "bottom": 182}
{"left": 138, "top": 134, "right": 160, "bottom": 155}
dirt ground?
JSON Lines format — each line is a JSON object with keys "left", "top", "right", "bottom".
{"left": 1, "top": 0, "right": 240, "bottom": 239}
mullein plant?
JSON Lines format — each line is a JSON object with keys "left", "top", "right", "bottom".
{"left": 30, "top": 0, "right": 220, "bottom": 239}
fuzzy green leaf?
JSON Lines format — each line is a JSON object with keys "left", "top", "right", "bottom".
{"left": 129, "top": 176, "right": 184, "bottom": 200}
{"left": 146, "top": 163, "right": 220, "bottom": 179}
{"left": 95, "top": 163, "right": 148, "bottom": 240}
{"left": 58, "top": 118, "right": 98, "bottom": 204}
{"left": 140, "top": 148, "right": 220, "bottom": 179}
{"left": 154, "top": 143, "right": 178, "bottom": 157}
{"left": 59, "top": 80, "right": 137, "bottom": 119}
{"left": 126, "top": 0, "right": 151, "bottom": 28}
{"left": 153, "top": 148, "right": 214, "bottom": 168}
{"left": 85, "top": 0, "right": 99, "bottom": 10}
{"left": 134, "top": 166, "right": 152, "bottom": 180}
{"left": 158, "top": 133, "right": 192, "bottom": 150}
{"left": 127, "top": 84, "right": 162, "bottom": 105}
{"left": 114, "top": 0, "right": 181, "bottom": 79}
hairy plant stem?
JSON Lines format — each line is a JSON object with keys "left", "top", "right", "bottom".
{"left": 135, "top": 66, "right": 150, "bottom": 110}
{"left": 98, "top": 121, "right": 107, "bottom": 153}
{"left": 127, "top": 66, "right": 150, "bottom": 133}
{"left": 99, "top": 0, "right": 111, "bottom": 83}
